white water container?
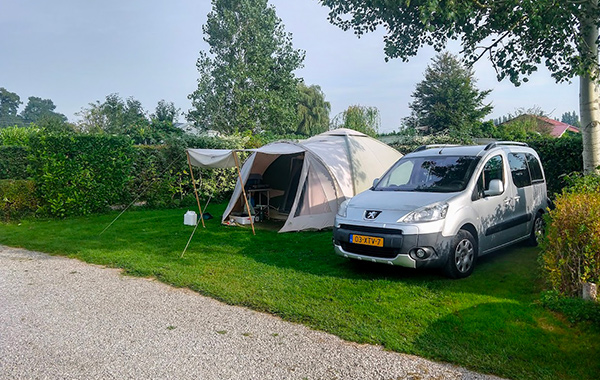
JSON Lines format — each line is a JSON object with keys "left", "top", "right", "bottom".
{"left": 184, "top": 210, "right": 197, "bottom": 226}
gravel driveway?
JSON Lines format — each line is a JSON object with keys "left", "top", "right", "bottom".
{"left": 0, "top": 245, "right": 503, "bottom": 380}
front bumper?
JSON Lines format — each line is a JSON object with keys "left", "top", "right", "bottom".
{"left": 332, "top": 224, "right": 454, "bottom": 269}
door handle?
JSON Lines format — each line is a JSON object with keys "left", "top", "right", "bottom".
{"left": 513, "top": 196, "right": 521, "bottom": 202}
{"left": 503, "top": 198, "right": 511, "bottom": 205}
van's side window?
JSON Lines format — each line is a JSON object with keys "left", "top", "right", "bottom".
{"left": 525, "top": 153, "right": 544, "bottom": 183}
{"left": 475, "top": 155, "right": 503, "bottom": 199}
{"left": 508, "top": 153, "right": 532, "bottom": 188}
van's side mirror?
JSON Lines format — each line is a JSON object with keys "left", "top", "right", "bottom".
{"left": 372, "top": 178, "right": 380, "bottom": 188}
{"left": 484, "top": 179, "right": 504, "bottom": 197}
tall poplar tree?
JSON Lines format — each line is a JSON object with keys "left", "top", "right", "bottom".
{"left": 188, "top": 0, "right": 304, "bottom": 135}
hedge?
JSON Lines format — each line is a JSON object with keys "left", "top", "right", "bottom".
{"left": 128, "top": 135, "right": 245, "bottom": 209}
{"left": 0, "top": 146, "right": 29, "bottom": 180}
{"left": 527, "top": 134, "right": 583, "bottom": 197}
{"left": 0, "top": 179, "right": 37, "bottom": 221}
{"left": 28, "top": 134, "right": 134, "bottom": 217}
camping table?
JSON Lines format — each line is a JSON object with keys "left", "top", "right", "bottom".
{"left": 246, "top": 188, "right": 270, "bottom": 219}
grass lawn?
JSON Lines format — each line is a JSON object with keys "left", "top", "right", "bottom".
{"left": 1, "top": 204, "right": 599, "bottom": 380}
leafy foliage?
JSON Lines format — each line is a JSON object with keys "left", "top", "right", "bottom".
{"left": 28, "top": 134, "right": 134, "bottom": 217}
{"left": 321, "top": 1, "right": 600, "bottom": 84}
{"left": 20, "top": 96, "right": 67, "bottom": 124}
{"left": 404, "top": 52, "right": 492, "bottom": 134}
{"left": 527, "top": 135, "right": 583, "bottom": 197}
{"left": 296, "top": 83, "right": 330, "bottom": 136}
{"left": 540, "top": 290, "right": 600, "bottom": 324}
{"left": 76, "top": 94, "right": 181, "bottom": 144}
{"left": 331, "top": 105, "right": 380, "bottom": 137}
{"left": 0, "top": 146, "right": 29, "bottom": 180}
{"left": 0, "top": 87, "right": 24, "bottom": 128}
{"left": 0, "top": 125, "right": 39, "bottom": 146}
{"left": 0, "top": 179, "right": 37, "bottom": 221}
{"left": 188, "top": 0, "right": 304, "bottom": 135}
{"left": 541, "top": 191, "right": 600, "bottom": 298}
{"left": 561, "top": 111, "right": 581, "bottom": 128}
{"left": 128, "top": 135, "right": 245, "bottom": 209}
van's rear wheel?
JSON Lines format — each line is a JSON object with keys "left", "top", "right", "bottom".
{"left": 444, "top": 230, "right": 477, "bottom": 279}
{"left": 527, "top": 212, "right": 544, "bottom": 246}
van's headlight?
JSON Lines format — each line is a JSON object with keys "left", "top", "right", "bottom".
{"left": 399, "top": 202, "right": 448, "bottom": 223}
{"left": 337, "top": 199, "right": 351, "bottom": 218}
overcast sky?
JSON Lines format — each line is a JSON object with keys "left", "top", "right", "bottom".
{"left": 1, "top": 0, "right": 580, "bottom": 133}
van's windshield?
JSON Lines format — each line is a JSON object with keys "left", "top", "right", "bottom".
{"left": 374, "top": 155, "right": 481, "bottom": 193}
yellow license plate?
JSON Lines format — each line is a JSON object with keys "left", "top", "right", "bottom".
{"left": 350, "top": 234, "right": 384, "bottom": 247}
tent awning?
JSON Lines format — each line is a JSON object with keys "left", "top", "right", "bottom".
{"left": 187, "top": 144, "right": 306, "bottom": 169}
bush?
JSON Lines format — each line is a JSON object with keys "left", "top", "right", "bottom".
{"left": 387, "top": 131, "right": 473, "bottom": 155}
{"left": 0, "top": 146, "right": 29, "bottom": 179}
{"left": 0, "top": 125, "right": 39, "bottom": 146}
{"left": 0, "top": 179, "right": 38, "bottom": 221}
{"left": 540, "top": 290, "right": 600, "bottom": 324}
{"left": 127, "top": 135, "right": 245, "bottom": 209}
{"left": 527, "top": 134, "right": 583, "bottom": 197}
{"left": 541, "top": 192, "right": 600, "bottom": 297}
{"left": 28, "top": 134, "right": 134, "bottom": 217}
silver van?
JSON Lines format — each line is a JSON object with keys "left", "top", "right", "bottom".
{"left": 333, "top": 142, "right": 547, "bottom": 278}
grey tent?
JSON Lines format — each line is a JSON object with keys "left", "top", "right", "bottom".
{"left": 187, "top": 128, "right": 402, "bottom": 232}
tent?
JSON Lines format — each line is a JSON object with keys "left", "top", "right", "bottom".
{"left": 186, "top": 128, "right": 403, "bottom": 232}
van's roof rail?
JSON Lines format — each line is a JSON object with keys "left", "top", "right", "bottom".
{"left": 484, "top": 141, "right": 529, "bottom": 151}
{"left": 413, "top": 144, "right": 460, "bottom": 152}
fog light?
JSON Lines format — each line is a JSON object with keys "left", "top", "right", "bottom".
{"left": 416, "top": 248, "right": 427, "bottom": 259}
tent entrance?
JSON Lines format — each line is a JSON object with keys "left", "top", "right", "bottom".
{"left": 261, "top": 153, "right": 304, "bottom": 215}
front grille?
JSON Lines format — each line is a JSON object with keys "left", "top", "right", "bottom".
{"left": 339, "top": 224, "right": 402, "bottom": 235}
{"left": 341, "top": 242, "right": 400, "bottom": 259}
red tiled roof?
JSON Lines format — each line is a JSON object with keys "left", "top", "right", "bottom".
{"left": 537, "top": 116, "right": 580, "bottom": 137}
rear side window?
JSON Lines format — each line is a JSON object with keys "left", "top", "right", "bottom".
{"left": 526, "top": 153, "right": 544, "bottom": 182}
{"left": 508, "top": 153, "right": 532, "bottom": 188}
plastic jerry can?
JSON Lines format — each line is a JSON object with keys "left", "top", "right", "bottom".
{"left": 184, "top": 210, "right": 197, "bottom": 226}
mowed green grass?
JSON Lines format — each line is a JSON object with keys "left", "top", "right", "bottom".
{"left": 1, "top": 204, "right": 598, "bottom": 380}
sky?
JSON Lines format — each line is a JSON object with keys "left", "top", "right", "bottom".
{"left": 0, "top": 0, "right": 580, "bottom": 133}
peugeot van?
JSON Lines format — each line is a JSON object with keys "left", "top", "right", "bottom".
{"left": 333, "top": 142, "right": 547, "bottom": 278}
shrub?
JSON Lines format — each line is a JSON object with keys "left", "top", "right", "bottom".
{"left": 127, "top": 135, "right": 244, "bottom": 209}
{"left": 0, "top": 146, "right": 29, "bottom": 179}
{"left": 0, "top": 179, "right": 38, "bottom": 221}
{"left": 541, "top": 192, "right": 600, "bottom": 297}
{"left": 28, "top": 134, "right": 134, "bottom": 217}
{"left": 540, "top": 290, "right": 600, "bottom": 324}
{"left": 0, "top": 125, "right": 39, "bottom": 146}
{"left": 527, "top": 134, "right": 583, "bottom": 197}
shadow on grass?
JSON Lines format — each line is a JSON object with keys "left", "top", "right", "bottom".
{"left": 412, "top": 301, "right": 600, "bottom": 380}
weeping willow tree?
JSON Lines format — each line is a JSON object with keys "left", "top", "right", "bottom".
{"left": 296, "top": 83, "right": 331, "bottom": 136}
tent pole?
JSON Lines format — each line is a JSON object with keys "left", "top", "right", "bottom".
{"left": 233, "top": 150, "right": 255, "bottom": 235}
{"left": 187, "top": 151, "right": 206, "bottom": 228}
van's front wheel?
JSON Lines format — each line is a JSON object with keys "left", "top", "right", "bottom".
{"left": 444, "top": 230, "right": 477, "bottom": 279}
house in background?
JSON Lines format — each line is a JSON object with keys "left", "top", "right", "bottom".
{"left": 501, "top": 114, "right": 580, "bottom": 138}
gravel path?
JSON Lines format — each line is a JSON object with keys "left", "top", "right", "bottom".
{"left": 0, "top": 245, "right": 504, "bottom": 380}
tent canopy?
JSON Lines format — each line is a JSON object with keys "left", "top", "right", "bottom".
{"left": 187, "top": 128, "right": 402, "bottom": 232}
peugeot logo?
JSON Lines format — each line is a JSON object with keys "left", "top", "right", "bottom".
{"left": 365, "top": 210, "right": 381, "bottom": 220}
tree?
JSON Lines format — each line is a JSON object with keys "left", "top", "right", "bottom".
{"left": 332, "top": 105, "right": 380, "bottom": 137}
{"left": 296, "top": 83, "right": 331, "bottom": 136}
{"left": 561, "top": 111, "right": 581, "bottom": 128}
{"left": 20, "top": 96, "right": 67, "bottom": 124}
{"left": 188, "top": 0, "right": 304, "bottom": 135}
{"left": 150, "top": 100, "right": 182, "bottom": 137}
{"left": 404, "top": 52, "right": 492, "bottom": 135}
{"left": 320, "top": 0, "right": 600, "bottom": 172}
{"left": 0, "top": 87, "right": 23, "bottom": 127}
